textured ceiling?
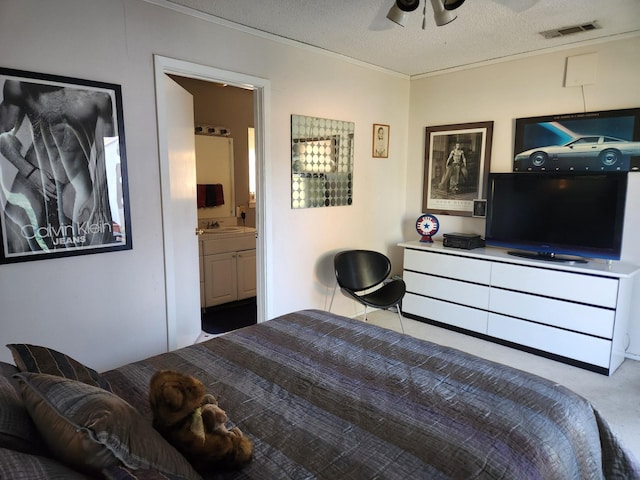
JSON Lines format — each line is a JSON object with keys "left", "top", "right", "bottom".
{"left": 157, "top": 0, "right": 640, "bottom": 77}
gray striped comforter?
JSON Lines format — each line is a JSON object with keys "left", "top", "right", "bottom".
{"left": 102, "top": 309, "right": 639, "bottom": 479}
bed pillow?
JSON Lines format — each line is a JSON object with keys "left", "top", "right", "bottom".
{"left": 7, "top": 343, "right": 112, "bottom": 391}
{"left": 0, "top": 361, "right": 18, "bottom": 382}
{"left": 0, "top": 447, "right": 91, "bottom": 479}
{"left": 0, "top": 363, "right": 48, "bottom": 455}
{"left": 15, "top": 372, "right": 201, "bottom": 480}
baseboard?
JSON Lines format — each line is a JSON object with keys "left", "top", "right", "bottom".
{"left": 625, "top": 352, "right": 640, "bottom": 362}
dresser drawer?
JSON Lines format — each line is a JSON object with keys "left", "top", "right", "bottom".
{"left": 404, "top": 293, "right": 488, "bottom": 334}
{"left": 404, "top": 271, "right": 489, "bottom": 310}
{"left": 398, "top": 240, "right": 637, "bottom": 375}
{"left": 488, "top": 289, "right": 615, "bottom": 338}
{"left": 490, "top": 262, "right": 618, "bottom": 308}
{"left": 404, "top": 248, "right": 491, "bottom": 284}
{"left": 488, "top": 313, "right": 612, "bottom": 368}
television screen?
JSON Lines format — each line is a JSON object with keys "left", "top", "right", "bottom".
{"left": 485, "top": 172, "right": 628, "bottom": 261}
{"left": 513, "top": 108, "right": 640, "bottom": 172}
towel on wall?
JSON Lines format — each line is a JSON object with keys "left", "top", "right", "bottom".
{"left": 197, "top": 184, "right": 225, "bottom": 208}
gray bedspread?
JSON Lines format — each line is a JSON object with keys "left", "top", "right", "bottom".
{"left": 102, "top": 309, "right": 640, "bottom": 479}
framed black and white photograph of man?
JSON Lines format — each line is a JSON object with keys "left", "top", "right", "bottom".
{"left": 372, "top": 123, "right": 389, "bottom": 158}
{"left": 422, "top": 121, "right": 493, "bottom": 216}
{"left": 0, "top": 67, "right": 131, "bottom": 263}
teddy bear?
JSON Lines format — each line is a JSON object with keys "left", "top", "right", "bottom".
{"left": 149, "top": 370, "right": 253, "bottom": 471}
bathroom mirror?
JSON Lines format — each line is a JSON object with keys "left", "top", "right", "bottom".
{"left": 195, "top": 130, "right": 235, "bottom": 219}
{"left": 291, "top": 114, "right": 354, "bottom": 209}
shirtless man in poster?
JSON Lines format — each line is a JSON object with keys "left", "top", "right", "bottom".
{"left": 439, "top": 142, "right": 467, "bottom": 193}
{"left": 0, "top": 79, "right": 115, "bottom": 252}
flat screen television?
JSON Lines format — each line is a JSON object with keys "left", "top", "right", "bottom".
{"left": 485, "top": 172, "right": 628, "bottom": 262}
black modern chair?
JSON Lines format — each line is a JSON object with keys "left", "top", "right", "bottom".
{"left": 333, "top": 250, "right": 406, "bottom": 332}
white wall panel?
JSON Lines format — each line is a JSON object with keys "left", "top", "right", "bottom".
{"left": 0, "top": 0, "right": 409, "bottom": 370}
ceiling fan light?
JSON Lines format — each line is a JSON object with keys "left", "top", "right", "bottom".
{"left": 434, "top": 10, "right": 457, "bottom": 25}
{"left": 443, "top": 0, "right": 466, "bottom": 10}
{"left": 431, "top": 0, "right": 457, "bottom": 26}
{"left": 387, "top": 4, "right": 410, "bottom": 26}
{"left": 396, "top": 0, "right": 421, "bottom": 12}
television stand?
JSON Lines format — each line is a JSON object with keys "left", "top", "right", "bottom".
{"left": 507, "top": 250, "right": 588, "bottom": 264}
{"left": 398, "top": 241, "right": 640, "bottom": 375}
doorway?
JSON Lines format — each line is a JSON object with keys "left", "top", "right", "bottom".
{"left": 169, "top": 76, "right": 256, "bottom": 335}
{"left": 154, "top": 55, "right": 269, "bottom": 351}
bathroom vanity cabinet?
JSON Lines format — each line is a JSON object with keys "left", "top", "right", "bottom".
{"left": 199, "top": 228, "right": 256, "bottom": 308}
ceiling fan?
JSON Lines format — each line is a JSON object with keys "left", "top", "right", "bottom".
{"left": 386, "top": 0, "right": 465, "bottom": 28}
{"left": 386, "top": 0, "right": 540, "bottom": 28}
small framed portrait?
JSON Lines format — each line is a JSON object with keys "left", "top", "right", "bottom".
{"left": 372, "top": 124, "right": 390, "bottom": 158}
{"left": 472, "top": 199, "right": 487, "bottom": 218}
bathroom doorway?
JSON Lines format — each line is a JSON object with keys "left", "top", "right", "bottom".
{"left": 169, "top": 76, "right": 256, "bottom": 334}
{"left": 154, "top": 55, "right": 269, "bottom": 350}
{"left": 169, "top": 76, "right": 255, "bottom": 229}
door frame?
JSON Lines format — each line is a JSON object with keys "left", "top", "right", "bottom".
{"left": 154, "top": 55, "right": 271, "bottom": 350}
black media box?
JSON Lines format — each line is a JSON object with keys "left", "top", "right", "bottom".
{"left": 443, "top": 232, "right": 484, "bottom": 250}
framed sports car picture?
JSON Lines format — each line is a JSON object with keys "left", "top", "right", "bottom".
{"left": 0, "top": 67, "right": 132, "bottom": 264}
{"left": 513, "top": 108, "right": 640, "bottom": 172}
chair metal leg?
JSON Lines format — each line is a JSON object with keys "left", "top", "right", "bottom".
{"left": 328, "top": 282, "right": 338, "bottom": 312}
{"left": 396, "top": 304, "right": 405, "bottom": 333}
{"left": 363, "top": 305, "right": 369, "bottom": 322}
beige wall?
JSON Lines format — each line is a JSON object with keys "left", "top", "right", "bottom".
{"left": 0, "top": 0, "right": 410, "bottom": 370}
{"left": 407, "top": 36, "right": 640, "bottom": 356}
{"left": 1, "top": 0, "right": 638, "bottom": 370}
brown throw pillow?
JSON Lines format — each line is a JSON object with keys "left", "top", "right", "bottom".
{"left": 0, "top": 363, "right": 48, "bottom": 455}
{"left": 15, "top": 372, "right": 201, "bottom": 480}
{"left": 7, "top": 343, "right": 112, "bottom": 391}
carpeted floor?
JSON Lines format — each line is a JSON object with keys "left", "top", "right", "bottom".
{"left": 201, "top": 297, "right": 257, "bottom": 334}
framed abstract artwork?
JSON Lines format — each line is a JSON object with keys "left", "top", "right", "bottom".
{"left": 0, "top": 67, "right": 132, "bottom": 263}
{"left": 291, "top": 114, "right": 354, "bottom": 209}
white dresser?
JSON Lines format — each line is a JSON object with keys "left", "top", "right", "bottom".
{"left": 399, "top": 241, "right": 639, "bottom": 375}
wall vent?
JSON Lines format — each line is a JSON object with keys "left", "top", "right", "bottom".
{"left": 540, "top": 21, "right": 600, "bottom": 39}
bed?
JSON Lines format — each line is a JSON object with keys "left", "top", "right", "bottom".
{"left": 1, "top": 309, "right": 638, "bottom": 479}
